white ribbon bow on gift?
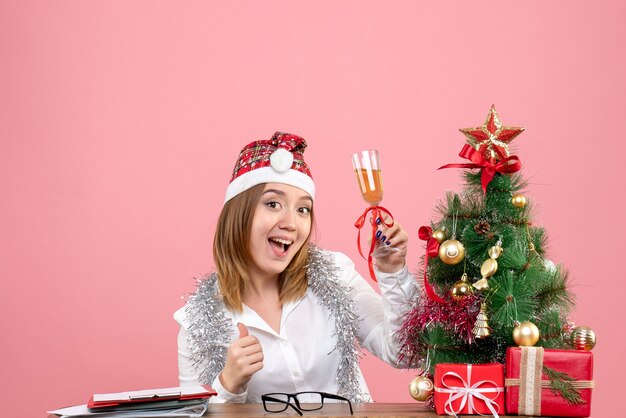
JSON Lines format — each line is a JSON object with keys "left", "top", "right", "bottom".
{"left": 434, "top": 364, "right": 503, "bottom": 418}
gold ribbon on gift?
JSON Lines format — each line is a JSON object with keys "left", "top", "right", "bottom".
{"left": 505, "top": 379, "right": 596, "bottom": 389}
{"left": 504, "top": 347, "right": 595, "bottom": 416}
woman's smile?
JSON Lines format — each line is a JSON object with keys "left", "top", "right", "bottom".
{"left": 268, "top": 237, "right": 293, "bottom": 255}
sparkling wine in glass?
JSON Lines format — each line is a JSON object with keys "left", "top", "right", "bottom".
{"left": 352, "top": 150, "right": 384, "bottom": 206}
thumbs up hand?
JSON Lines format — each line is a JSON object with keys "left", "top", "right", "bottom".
{"left": 219, "top": 323, "right": 264, "bottom": 394}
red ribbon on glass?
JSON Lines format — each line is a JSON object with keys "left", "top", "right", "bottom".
{"left": 418, "top": 226, "right": 447, "bottom": 303}
{"left": 354, "top": 206, "right": 394, "bottom": 282}
{"left": 438, "top": 144, "right": 522, "bottom": 193}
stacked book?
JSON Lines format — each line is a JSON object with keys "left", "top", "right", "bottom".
{"left": 48, "top": 385, "right": 216, "bottom": 418}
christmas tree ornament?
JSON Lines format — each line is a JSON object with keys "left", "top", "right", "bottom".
{"left": 408, "top": 375, "right": 434, "bottom": 402}
{"left": 473, "top": 303, "right": 491, "bottom": 339}
{"left": 473, "top": 242, "right": 502, "bottom": 291}
{"left": 439, "top": 105, "right": 524, "bottom": 193}
{"left": 487, "top": 244, "right": 503, "bottom": 259}
{"left": 459, "top": 104, "right": 525, "bottom": 163}
{"left": 571, "top": 326, "right": 596, "bottom": 351}
{"left": 480, "top": 258, "right": 498, "bottom": 277}
{"left": 511, "top": 193, "right": 527, "bottom": 208}
{"left": 513, "top": 321, "right": 540, "bottom": 346}
{"left": 438, "top": 238, "right": 465, "bottom": 265}
{"left": 432, "top": 229, "right": 446, "bottom": 244}
{"left": 474, "top": 220, "right": 491, "bottom": 236}
{"left": 438, "top": 211, "right": 465, "bottom": 265}
{"left": 563, "top": 318, "right": 577, "bottom": 335}
{"left": 451, "top": 273, "right": 473, "bottom": 300}
{"left": 472, "top": 277, "right": 489, "bottom": 290}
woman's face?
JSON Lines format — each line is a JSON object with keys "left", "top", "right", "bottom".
{"left": 248, "top": 183, "right": 313, "bottom": 281}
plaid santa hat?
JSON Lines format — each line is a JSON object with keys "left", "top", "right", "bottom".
{"left": 224, "top": 132, "right": 315, "bottom": 203}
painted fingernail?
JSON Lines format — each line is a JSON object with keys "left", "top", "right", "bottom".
{"left": 376, "top": 217, "right": 382, "bottom": 225}
{"left": 380, "top": 235, "right": 387, "bottom": 242}
{"left": 376, "top": 230, "right": 382, "bottom": 238}
{"left": 385, "top": 241, "right": 391, "bottom": 246}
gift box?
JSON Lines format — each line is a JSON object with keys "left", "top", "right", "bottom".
{"left": 434, "top": 363, "right": 505, "bottom": 417}
{"left": 505, "top": 347, "right": 594, "bottom": 417}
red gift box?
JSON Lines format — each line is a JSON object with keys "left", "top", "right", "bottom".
{"left": 505, "top": 347, "right": 594, "bottom": 417}
{"left": 434, "top": 363, "right": 505, "bottom": 417}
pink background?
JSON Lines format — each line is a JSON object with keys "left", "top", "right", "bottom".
{"left": 1, "top": 1, "right": 624, "bottom": 417}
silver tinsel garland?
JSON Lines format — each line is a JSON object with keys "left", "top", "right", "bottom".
{"left": 185, "top": 274, "right": 233, "bottom": 386}
{"left": 184, "top": 245, "right": 366, "bottom": 403}
{"left": 306, "top": 246, "right": 367, "bottom": 403}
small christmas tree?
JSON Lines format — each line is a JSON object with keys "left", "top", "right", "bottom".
{"left": 399, "top": 105, "right": 575, "bottom": 373}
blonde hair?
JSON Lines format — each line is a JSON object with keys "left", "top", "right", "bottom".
{"left": 213, "top": 184, "right": 313, "bottom": 312}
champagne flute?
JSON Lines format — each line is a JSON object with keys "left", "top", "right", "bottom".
{"left": 352, "top": 149, "right": 384, "bottom": 206}
{"left": 352, "top": 150, "right": 398, "bottom": 258}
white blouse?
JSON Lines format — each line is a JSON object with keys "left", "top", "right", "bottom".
{"left": 174, "top": 250, "right": 417, "bottom": 403}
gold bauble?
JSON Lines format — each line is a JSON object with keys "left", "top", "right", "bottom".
{"left": 432, "top": 229, "right": 446, "bottom": 244}
{"left": 438, "top": 239, "right": 465, "bottom": 265}
{"left": 512, "top": 193, "right": 527, "bottom": 208}
{"left": 513, "top": 321, "right": 540, "bottom": 346}
{"left": 488, "top": 245, "right": 503, "bottom": 259}
{"left": 571, "top": 326, "right": 596, "bottom": 351}
{"left": 480, "top": 258, "right": 498, "bottom": 278}
{"left": 409, "top": 375, "right": 434, "bottom": 402}
{"left": 451, "top": 274, "right": 473, "bottom": 300}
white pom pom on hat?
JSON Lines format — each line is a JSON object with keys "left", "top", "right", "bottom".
{"left": 269, "top": 148, "right": 294, "bottom": 173}
{"left": 224, "top": 132, "right": 315, "bottom": 203}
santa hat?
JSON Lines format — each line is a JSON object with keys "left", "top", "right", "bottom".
{"left": 224, "top": 132, "right": 315, "bottom": 203}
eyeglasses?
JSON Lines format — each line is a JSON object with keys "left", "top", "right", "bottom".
{"left": 262, "top": 391, "right": 353, "bottom": 416}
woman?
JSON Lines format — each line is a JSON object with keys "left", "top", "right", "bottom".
{"left": 174, "top": 132, "right": 417, "bottom": 403}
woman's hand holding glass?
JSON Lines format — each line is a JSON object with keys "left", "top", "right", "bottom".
{"left": 372, "top": 214, "right": 408, "bottom": 273}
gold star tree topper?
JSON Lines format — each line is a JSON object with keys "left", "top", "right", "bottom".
{"left": 460, "top": 105, "right": 525, "bottom": 163}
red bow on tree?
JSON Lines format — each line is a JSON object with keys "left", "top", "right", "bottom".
{"left": 439, "top": 144, "right": 522, "bottom": 193}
